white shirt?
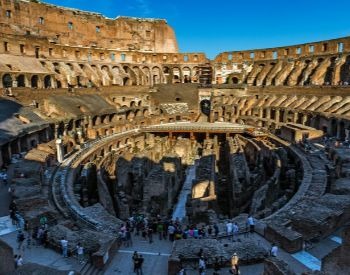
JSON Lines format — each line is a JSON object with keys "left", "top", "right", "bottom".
{"left": 17, "top": 257, "right": 23, "bottom": 266}
{"left": 271, "top": 246, "right": 278, "bottom": 256}
{"left": 247, "top": 217, "right": 254, "bottom": 225}
{"left": 199, "top": 258, "right": 206, "bottom": 269}
{"left": 226, "top": 222, "right": 233, "bottom": 233}
{"left": 61, "top": 239, "right": 68, "bottom": 247}
{"left": 233, "top": 224, "right": 239, "bottom": 233}
{"left": 77, "top": 245, "right": 84, "bottom": 255}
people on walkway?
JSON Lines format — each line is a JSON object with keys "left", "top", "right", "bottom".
{"left": 132, "top": 251, "right": 139, "bottom": 273}
{"left": 226, "top": 220, "right": 233, "bottom": 239}
{"left": 247, "top": 215, "right": 255, "bottom": 233}
{"left": 60, "top": 237, "right": 68, "bottom": 257}
{"left": 271, "top": 243, "right": 278, "bottom": 257}
{"left": 16, "top": 255, "right": 23, "bottom": 267}
{"left": 17, "top": 230, "right": 25, "bottom": 250}
{"left": 76, "top": 242, "right": 84, "bottom": 264}
{"left": 198, "top": 256, "right": 206, "bottom": 275}
{"left": 132, "top": 251, "right": 144, "bottom": 275}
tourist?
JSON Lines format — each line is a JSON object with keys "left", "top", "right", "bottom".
{"left": 226, "top": 220, "right": 233, "bottom": 239}
{"left": 157, "top": 221, "right": 164, "bottom": 240}
{"left": 168, "top": 223, "right": 176, "bottom": 242}
{"left": 60, "top": 237, "right": 68, "bottom": 257}
{"left": 132, "top": 251, "right": 139, "bottom": 273}
{"left": 40, "top": 215, "right": 48, "bottom": 229}
{"left": 230, "top": 253, "right": 239, "bottom": 275}
{"left": 198, "top": 256, "right": 206, "bottom": 275}
{"left": 247, "top": 215, "right": 255, "bottom": 233}
{"left": 271, "top": 243, "right": 278, "bottom": 257}
{"left": 76, "top": 242, "right": 84, "bottom": 264}
{"left": 193, "top": 227, "right": 199, "bottom": 239}
{"left": 213, "top": 223, "right": 219, "bottom": 238}
{"left": 17, "top": 230, "right": 25, "bottom": 250}
{"left": 138, "top": 254, "right": 144, "bottom": 274}
{"left": 147, "top": 226, "right": 153, "bottom": 243}
{"left": 126, "top": 228, "right": 132, "bottom": 247}
{"left": 16, "top": 255, "right": 24, "bottom": 267}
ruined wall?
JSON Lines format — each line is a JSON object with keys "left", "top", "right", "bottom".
{"left": 0, "top": 0, "right": 178, "bottom": 53}
{"left": 214, "top": 37, "right": 350, "bottom": 85}
{"left": 322, "top": 226, "right": 350, "bottom": 275}
{"left": 0, "top": 239, "right": 15, "bottom": 274}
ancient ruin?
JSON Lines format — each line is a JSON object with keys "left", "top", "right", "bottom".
{"left": 0, "top": 0, "right": 349, "bottom": 274}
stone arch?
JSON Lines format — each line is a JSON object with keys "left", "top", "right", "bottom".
{"left": 172, "top": 67, "right": 181, "bottom": 83}
{"left": 31, "top": 75, "right": 39, "bottom": 88}
{"left": 142, "top": 66, "right": 151, "bottom": 85}
{"left": 123, "top": 66, "right": 137, "bottom": 85}
{"left": 111, "top": 66, "right": 122, "bottom": 86}
{"left": 152, "top": 66, "right": 162, "bottom": 85}
{"left": 2, "top": 73, "right": 12, "bottom": 88}
{"left": 182, "top": 67, "right": 191, "bottom": 83}
{"left": 17, "top": 74, "right": 26, "bottom": 87}
{"left": 44, "top": 75, "right": 52, "bottom": 88}
{"left": 163, "top": 66, "right": 171, "bottom": 84}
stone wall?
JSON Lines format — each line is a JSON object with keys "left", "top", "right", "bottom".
{"left": 0, "top": 239, "right": 15, "bottom": 274}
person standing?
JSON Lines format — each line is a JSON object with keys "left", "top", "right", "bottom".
{"left": 247, "top": 215, "right": 255, "bottom": 233}
{"left": 198, "top": 256, "right": 206, "bottom": 275}
{"left": 271, "top": 244, "right": 278, "bottom": 257}
{"left": 76, "top": 242, "right": 84, "bottom": 264}
{"left": 213, "top": 223, "right": 219, "bottom": 238}
{"left": 60, "top": 237, "right": 68, "bottom": 257}
{"left": 157, "top": 222, "right": 164, "bottom": 240}
{"left": 230, "top": 253, "right": 239, "bottom": 275}
{"left": 132, "top": 251, "right": 139, "bottom": 273}
{"left": 17, "top": 230, "right": 25, "bottom": 250}
{"left": 16, "top": 255, "right": 23, "bottom": 267}
{"left": 226, "top": 220, "right": 233, "bottom": 239}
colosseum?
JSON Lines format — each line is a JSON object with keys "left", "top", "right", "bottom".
{"left": 0, "top": 1, "right": 349, "bottom": 274}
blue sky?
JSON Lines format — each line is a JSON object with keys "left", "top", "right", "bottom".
{"left": 43, "top": 0, "right": 350, "bottom": 59}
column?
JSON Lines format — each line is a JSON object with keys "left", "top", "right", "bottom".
{"left": 56, "top": 139, "right": 64, "bottom": 163}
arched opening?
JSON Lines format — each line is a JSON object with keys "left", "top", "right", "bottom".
{"left": 31, "top": 75, "right": 39, "bottom": 88}
{"left": 44, "top": 75, "right": 51, "bottom": 88}
{"left": 232, "top": 77, "right": 239, "bottom": 84}
{"left": 2, "top": 74, "right": 12, "bottom": 88}
{"left": 17, "top": 74, "right": 26, "bottom": 87}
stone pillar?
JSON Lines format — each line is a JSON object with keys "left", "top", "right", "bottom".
{"left": 56, "top": 139, "right": 64, "bottom": 163}
{"left": 301, "top": 114, "right": 308, "bottom": 125}
{"left": 275, "top": 109, "right": 280, "bottom": 123}
{"left": 293, "top": 112, "right": 298, "bottom": 123}
{"left": 266, "top": 108, "right": 271, "bottom": 120}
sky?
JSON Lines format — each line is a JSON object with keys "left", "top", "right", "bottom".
{"left": 42, "top": 0, "right": 350, "bottom": 59}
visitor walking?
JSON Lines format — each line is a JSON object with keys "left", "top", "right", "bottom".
{"left": 60, "top": 237, "right": 68, "bottom": 257}
{"left": 76, "top": 242, "right": 84, "bottom": 264}
{"left": 247, "top": 215, "right": 255, "bottom": 233}
{"left": 270, "top": 243, "right": 278, "bottom": 257}
{"left": 198, "top": 256, "right": 206, "bottom": 275}
{"left": 132, "top": 251, "right": 139, "bottom": 273}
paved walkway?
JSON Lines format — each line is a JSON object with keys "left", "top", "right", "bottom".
{"left": 172, "top": 164, "right": 196, "bottom": 222}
